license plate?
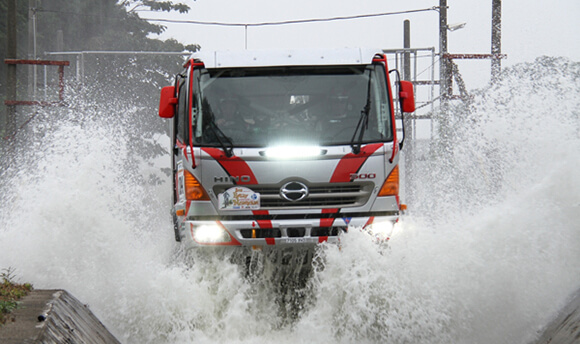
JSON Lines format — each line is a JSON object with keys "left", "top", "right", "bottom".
{"left": 283, "top": 238, "right": 307, "bottom": 244}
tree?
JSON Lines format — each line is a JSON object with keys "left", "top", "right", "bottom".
{"left": 122, "top": 0, "right": 190, "bottom": 14}
{"left": 1, "top": 0, "right": 199, "bottom": 109}
{"left": 32, "top": 0, "right": 192, "bottom": 52}
{"left": 1, "top": 0, "right": 200, "bottom": 167}
{"left": 0, "top": 0, "right": 29, "bottom": 138}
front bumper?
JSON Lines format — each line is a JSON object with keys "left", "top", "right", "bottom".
{"left": 176, "top": 214, "right": 399, "bottom": 248}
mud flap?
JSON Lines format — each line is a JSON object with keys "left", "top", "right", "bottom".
{"left": 172, "top": 213, "right": 181, "bottom": 242}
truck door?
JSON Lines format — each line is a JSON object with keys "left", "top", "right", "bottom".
{"left": 168, "top": 73, "right": 187, "bottom": 241}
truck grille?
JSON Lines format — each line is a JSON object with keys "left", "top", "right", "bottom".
{"left": 213, "top": 182, "right": 374, "bottom": 209}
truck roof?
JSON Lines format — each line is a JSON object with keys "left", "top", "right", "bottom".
{"left": 190, "top": 47, "right": 383, "bottom": 69}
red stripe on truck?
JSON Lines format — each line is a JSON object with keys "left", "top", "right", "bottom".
{"left": 253, "top": 210, "right": 273, "bottom": 229}
{"left": 330, "top": 143, "right": 382, "bottom": 183}
{"left": 202, "top": 147, "right": 258, "bottom": 184}
{"left": 320, "top": 208, "right": 338, "bottom": 227}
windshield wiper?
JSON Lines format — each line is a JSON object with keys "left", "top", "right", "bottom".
{"left": 207, "top": 120, "right": 234, "bottom": 157}
{"left": 350, "top": 69, "right": 372, "bottom": 154}
{"left": 199, "top": 86, "right": 235, "bottom": 157}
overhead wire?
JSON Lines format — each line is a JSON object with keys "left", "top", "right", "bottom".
{"left": 140, "top": 7, "right": 438, "bottom": 27}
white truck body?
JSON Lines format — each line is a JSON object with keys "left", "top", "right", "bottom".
{"left": 158, "top": 48, "right": 415, "bottom": 248}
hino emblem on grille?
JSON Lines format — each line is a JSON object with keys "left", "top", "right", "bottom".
{"left": 280, "top": 181, "right": 309, "bottom": 202}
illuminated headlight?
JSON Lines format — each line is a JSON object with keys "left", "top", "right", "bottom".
{"left": 262, "top": 146, "right": 325, "bottom": 159}
{"left": 390, "top": 221, "right": 404, "bottom": 240}
{"left": 191, "top": 223, "right": 232, "bottom": 244}
{"left": 366, "top": 220, "right": 395, "bottom": 241}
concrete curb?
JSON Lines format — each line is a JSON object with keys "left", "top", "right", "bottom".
{"left": 2, "top": 288, "right": 579, "bottom": 343}
{"left": 0, "top": 289, "right": 120, "bottom": 344}
{"left": 531, "top": 288, "right": 580, "bottom": 344}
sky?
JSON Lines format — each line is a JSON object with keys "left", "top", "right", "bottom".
{"left": 141, "top": 0, "right": 580, "bottom": 90}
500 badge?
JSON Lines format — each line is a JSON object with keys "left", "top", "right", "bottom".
{"left": 350, "top": 173, "right": 376, "bottom": 181}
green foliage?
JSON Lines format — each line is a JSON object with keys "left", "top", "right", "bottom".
{"left": 125, "top": 0, "right": 191, "bottom": 14}
{"left": 1, "top": 0, "right": 199, "bottom": 156}
{"left": 0, "top": 0, "right": 29, "bottom": 112}
{"left": 33, "top": 0, "right": 191, "bottom": 51}
{"left": 0, "top": 301, "right": 18, "bottom": 315}
{"left": 0, "top": 0, "right": 29, "bottom": 56}
{"left": 0, "top": 268, "right": 33, "bottom": 326}
{"left": 0, "top": 0, "right": 197, "bottom": 97}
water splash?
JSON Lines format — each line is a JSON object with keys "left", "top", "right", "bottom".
{"left": 1, "top": 57, "right": 579, "bottom": 343}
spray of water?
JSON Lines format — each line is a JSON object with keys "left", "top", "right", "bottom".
{"left": 1, "top": 57, "right": 579, "bottom": 343}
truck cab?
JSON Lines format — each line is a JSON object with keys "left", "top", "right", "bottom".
{"left": 159, "top": 48, "right": 415, "bottom": 248}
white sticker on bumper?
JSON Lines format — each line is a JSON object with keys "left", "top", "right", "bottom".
{"left": 218, "top": 187, "right": 260, "bottom": 210}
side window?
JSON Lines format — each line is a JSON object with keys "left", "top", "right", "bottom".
{"left": 176, "top": 78, "right": 188, "bottom": 143}
{"left": 374, "top": 64, "right": 392, "bottom": 140}
{"left": 192, "top": 69, "right": 203, "bottom": 141}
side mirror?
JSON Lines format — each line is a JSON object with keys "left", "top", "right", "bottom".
{"left": 399, "top": 80, "right": 415, "bottom": 113}
{"left": 159, "top": 86, "right": 177, "bottom": 118}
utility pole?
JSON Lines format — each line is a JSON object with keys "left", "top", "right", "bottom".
{"left": 491, "top": 0, "right": 502, "bottom": 83}
{"left": 439, "top": 0, "right": 448, "bottom": 108}
{"left": 28, "top": 0, "right": 38, "bottom": 100}
{"left": 403, "top": 20, "right": 411, "bottom": 81}
{"left": 438, "top": 0, "right": 453, "bottom": 151}
{"left": 5, "top": 0, "right": 18, "bottom": 141}
{"left": 402, "top": 19, "right": 415, "bottom": 206}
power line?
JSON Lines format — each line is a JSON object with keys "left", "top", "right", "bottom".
{"left": 141, "top": 7, "right": 438, "bottom": 27}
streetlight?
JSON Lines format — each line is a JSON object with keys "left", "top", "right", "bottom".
{"left": 447, "top": 22, "right": 467, "bottom": 32}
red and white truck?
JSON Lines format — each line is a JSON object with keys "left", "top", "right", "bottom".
{"left": 158, "top": 48, "right": 415, "bottom": 248}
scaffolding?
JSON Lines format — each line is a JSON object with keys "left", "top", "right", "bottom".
{"left": 384, "top": 47, "right": 437, "bottom": 120}
{"left": 3, "top": 59, "right": 70, "bottom": 106}
{"left": 44, "top": 51, "right": 191, "bottom": 84}
{"left": 442, "top": 53, "right": 507, "bottom": 100}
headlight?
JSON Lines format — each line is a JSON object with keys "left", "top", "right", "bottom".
{"left": 191, "top": 223, "right": 232, "bottom": 244}
{"left": 389, "top": 220, "right": 404, "bottom": 240}
{"left": 366, "top": 219, "right": 395, "bottom": 241}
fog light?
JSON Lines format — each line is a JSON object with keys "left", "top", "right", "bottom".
{"left": 191, "top": 223, "right": 232, "bottom": 244}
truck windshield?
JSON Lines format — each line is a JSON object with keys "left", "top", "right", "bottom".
{"left": 193, "top": 65, "right": 392, "bottom": 148}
